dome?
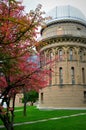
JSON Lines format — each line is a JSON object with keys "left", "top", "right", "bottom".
{"left": 46, "top": 5, "right": 86, "bottom": 25}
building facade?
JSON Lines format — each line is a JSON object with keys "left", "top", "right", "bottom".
{"left": 38, "top": 6, "right": 86, "bottom": 109}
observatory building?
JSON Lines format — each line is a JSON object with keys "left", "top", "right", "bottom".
{"left": 38, "top": 5, "right": 86, "bottom": 109}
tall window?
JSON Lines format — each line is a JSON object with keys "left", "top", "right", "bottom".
{"left": 59, "top": 50, "right": 63, "bottom": 61}
{"left": 49, "top": 68, "right": 52, "bottom": 86}
{"left": 82, "top": 68, "right": 85, "bottom": 84}
{"left": 71, "top": 67, "right": 75, "bottom": 84}
{"left": 40, "top": 53, "right": 44, "bottom": 67}
{"left": 59, "top": 67, "right": 63, "bottom": 84}
{"left": 41, "top": 93, "right": 43, "bottom": 103}
{"left": 69, "top": 49, "right": 73, "bottom": 61}
{"left": 50, "top": 51, "right": 53, "bottom": 61}
{"left": 46, "top": 53, "right": 49, "bottom": 64}
{"left": 79, "top": 51, "right": 82, "bottom": 61}
{"left": 84, "top": 91, "right": 86, "bottom": 103}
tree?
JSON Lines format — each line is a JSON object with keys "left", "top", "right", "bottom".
{"left": 0, "top": 0, "right": 49, "bottom": 130}
{"left": 22, "top": 90, "right": 38, "bottom": 106}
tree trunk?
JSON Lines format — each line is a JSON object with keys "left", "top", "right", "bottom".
{"left": 11, "top": 94, "right": 16, "bottom": 130}
{"left": 4, "top": 122, "right": 14, "bottom": 130}
{"left": 23, "top": 100, "right": 27, "bottom": 116}
{"left": 23, "top": 88, "right": 27, "bottom": 116}
{"left": 0, "top": 115, "right": 13, "bottom": 130}
{"left": 0, "top": 94, "right": 16, "bottom": 130}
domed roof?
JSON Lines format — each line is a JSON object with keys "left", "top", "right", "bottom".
{"left": 46, "top": 5, "right": 86, "bottom": 25}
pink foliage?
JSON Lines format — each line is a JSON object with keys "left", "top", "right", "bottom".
{"left": 0, "top": 1, "right": 49, "bottom": 129}
{"left": 0, "top": 0, "right": 49, "bottom": 99}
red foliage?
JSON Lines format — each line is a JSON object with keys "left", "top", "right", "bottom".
{"left": 0, "top": 1, "right": 49, "bottom": 129}
{"left": 0, "top": 0, "right": 48, "bottom": 96}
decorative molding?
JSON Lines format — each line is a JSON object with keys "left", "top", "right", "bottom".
{"left": 37, "top": 36, "right": 86, "bottom": 51}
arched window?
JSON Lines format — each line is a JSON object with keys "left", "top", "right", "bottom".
{"left": 46, "top": 52, "right": 49, "bottom": 64}
{"left": 49, "top": 68, "right": 52, "bottom": 86}
{"left": 40, "top": 53, "right": 44, "bottom": 67}
{"left": 55, "top": 49, "right": 58, "bottom": 61}
{"left": 59, "top": 50, "right": 63, "bottom": 61}
{"left": 59, "top": 67, "right": 63, "bottom": 84}
{"left": 69, "top": 49, "right": 73, "bottom": 61}
{"left": 49, "top": 51, "right": 53, "bottom": 60}
{"left": 82, "top": 68, "right": 85, "bottom": 84}
{"left": 79, "top": 50, "right": 83, "bottom": 61}
{"left": 71, "top": 67, "right": 75, "bottom": 84}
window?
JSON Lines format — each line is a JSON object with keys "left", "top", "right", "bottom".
{"left": 84, "top": 91, "right": 86, "bottom": 103}
{"left": 79, "top": 51, "right": 82, "bottom": 61}
{"left": 49, "top": 51, "right": 53, "bottom": 60}
{"left": 59, "top": 50, "right": 63, "bottom": 61}
{"left": 69, "top": 49, "right": 73, "bottom": 61}
{"left": 84, "top": 91, "right": 86, "bottom": 99}
{"left": 57, "top": 27, "right": 63, "bottom": 35}
{"left": 82, "top": 68, "right": 85, "bottom": 84}
{"left": 58, "top": 27, "right": 62, "bottom": 30}
{"left": 59, "top": 67, "right": 63, "bottom": 84}
{"left": 46, "top": 53, "right": 49, "bottom": 64}
{"left": 40, "top": 53, "right": 44, "bottom": 67}
{"left": 77, "top": 27, "right": 81, "bottom": 30}
{"left": 41, "top": 93, "right": 43, "bottom": 103}
{"left": 71, "top": 67, "right": 75, "bottom": 84}
{"left": 49, "top": 68, "right": 52, "bottom": 85}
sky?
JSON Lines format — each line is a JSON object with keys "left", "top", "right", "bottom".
{"left": 22, "top": 0, "right": 86, "bottom": 16}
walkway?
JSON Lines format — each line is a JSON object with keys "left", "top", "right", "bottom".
{"left": 0, "top": 112, "right": 86, "bottom": 128}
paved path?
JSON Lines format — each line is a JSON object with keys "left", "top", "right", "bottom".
{"left": 14, "top": 109, "right": 23, "bottom": 112}
{"left": 0, "top": 112, "right": 86, "bottom": 128}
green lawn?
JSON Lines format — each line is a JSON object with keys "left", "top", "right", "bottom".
{"left": 0, "top": 106, "right": 86, "bottom": 130}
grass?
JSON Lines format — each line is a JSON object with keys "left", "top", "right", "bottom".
{"left": 0, "top": 106, "right": 86, "bottom": 130}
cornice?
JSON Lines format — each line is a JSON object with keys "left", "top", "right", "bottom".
{"left": 37, "top": 36, "right": 86, "bottom": 51}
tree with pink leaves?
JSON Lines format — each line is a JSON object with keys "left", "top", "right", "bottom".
{"left": 0, "top": 0, "right": 49, "bottom": 130}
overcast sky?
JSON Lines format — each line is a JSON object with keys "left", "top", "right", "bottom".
{"left": 22, "top": 0, "right": 86, "bottom": 16}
